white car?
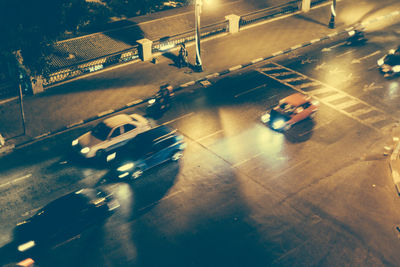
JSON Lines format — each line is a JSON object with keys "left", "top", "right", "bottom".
{"left": 72, "top": 113, "right": 151, "bottom": 158}
{"left": 377, "top": 46, "right": 400, "bottom": 77}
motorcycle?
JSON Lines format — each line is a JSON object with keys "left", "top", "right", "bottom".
{"left": 346, "top": 30, "right": 367, "bottom": 45}
{"left": 178, "top": 48, "right": 188, "bottom": 68}
{"left": 146, "top": 87, "right": 172, "bottom": 118}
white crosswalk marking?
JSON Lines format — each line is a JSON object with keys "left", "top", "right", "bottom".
{"left": 298, "top": 81, "right": 320, "bottom": 89}
{"left": 283, "top": 76, "right": 306, "bottom": 83}
{"left": 319, "top": 93, "right": 346, "bottom": 103}
{"left": 351, "top": 108, "right": 373, "bottom": 117}
{"left": 307, "top": 87, "right": 333, "bottom": 95}
{"left": 335, "top": 100, "right": 359, "bottom": 109}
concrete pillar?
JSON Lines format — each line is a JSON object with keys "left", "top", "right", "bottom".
{"left": 225, "top": 14, "right": 240, "bottom": 34}
{"left": 302, "top": 0, "right": 311, "bottom": 12}
{"left": 31, "top": 75, "right": 44, "bottom": 94}
{"left": 137, "top": 38, "right": 153, "bottom": 61}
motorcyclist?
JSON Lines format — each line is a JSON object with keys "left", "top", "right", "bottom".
{"left": 178, "top": 44, "right": 188, "bottom": 68}
{"left": 347, "top": 29, "right": 366, "bottom": 45}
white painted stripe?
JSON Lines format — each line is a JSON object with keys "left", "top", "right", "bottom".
{"left": 181, "top": 81, "right": 196, "bottom": 87}
{"left": 0, "top": 174, "right": 32, "bottom": 188}
{"left": 297, "top": 81, "right": 320, "bottom": 89}
{"left": 251, "top": 58, "right": 264, "bottom": 64}
{"left": 363, "top": 115, "right": 387, "bottom": 124}
{"left": 350, "top": 108, "right": 373, "bottom": 117}
{"left": 272, "top": 51, "right": 283, "bottom": 56}
{"left": 0, "top": 96, "right": 18, "bottom": 105}
{"left": 196, "top": 130, "right": 224, "bottom": 142}
{"left": 269, "top": 71, "right": 293, "bottom": 77}
{"left": 307, "top": 87, "right": 333, "bottom": 95}
{"left": 229, "top": 65, "right": 242, "bottom": 72}
{"left": 258, "top": 67, "right": 281, "bottom": 72}
{"left": 328, "top": 32, "right": 338, "bottom": 38}
{"left": 291, "top": 44, "right": 302, "bottom": 50}
{"left": 98, "top": 109, "right": 114, "bottom": 117}
{"left": 34, "top": 132, "right": 50, "bottom": 139}
{"left": 335, "top": 100, "right": 359, "bottom": 110}
{"left": 206, "top": 73, "right": 220, "bottom": 79}
{"left": 126, "top": 99, "right": 142, "bottom": 106}
{"left": 337, "top": 49, "right": 355, "bottom": 57}
{"left": 283, "top": 77, "right": 306, "bottom": 83}
{"left": 162, "top": 112, "right": 194, "bottom": 125}
{"left": 319, "top": 93, "right": 346, "bottom": 102}
{"left": 67, "top": 120, "right": 84, "bottom": 128}
{"left": 310, "top": 38, "right": 321, "bottom": 44}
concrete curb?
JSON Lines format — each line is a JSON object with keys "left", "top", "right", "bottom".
{"left": 5, "top": 8, "right": 400, "bottom": 154}
{"left": 390, "top": 140, "right": 400, "bottom": 195}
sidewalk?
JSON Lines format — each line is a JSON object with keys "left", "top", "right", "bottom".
{"left": 0, "top": 0, "right": 400, "bottom": 153}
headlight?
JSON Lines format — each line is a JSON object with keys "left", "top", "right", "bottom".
{"left": 118, "top": 172, "right": 130, "bottom": 179}
{"left": 272, "top": 119, "right": 286, "bottom": 130}
{"left": 18, "top": 240, "right": 36, "bottom": 252}
{"left": 148, "top": 98, "right": 156, "bottom": 105}
{"left": 117, "top": 163, "right": 134, "bottom": 172}
{"left": 393, "top": 65, "right": 400, "bottom": 72}
{"left": 261, "top": 113, "right": 270, "bottom": 123}
{"left": 377, "top": 58, "right": 384, "bottom": 66}
{"left": 72, "top": 139, "right": 78, "bottom": 146}
{"left": 179, "top": 143, "right": 187, "bottom": 150}
{"left": 106, "top": 152, "right": 116, "bottom": 162}
{"left": 80, "top": 147, "right": 90, "bottom": 154}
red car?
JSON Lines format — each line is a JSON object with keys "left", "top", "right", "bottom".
{"left": 261, "top": 93, "right": 318, "bottom": 131}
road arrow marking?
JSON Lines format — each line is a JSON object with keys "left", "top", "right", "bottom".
{"left": 352, "top": 50, "right": 381, "bottom": 64}
{"left": 322, "top": 42, "right": 344, "bottom": 52}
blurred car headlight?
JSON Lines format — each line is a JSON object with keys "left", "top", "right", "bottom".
{"left": 393, "top": 65, "right": 400, "bottom": 72}
{"left": 179, "top": 143, "right": 187, "bottom": 150}
{"left": 18, "top": 240, "right": 36, "bottom": 252}
{"left": 148, "top": 98, "right": 156, "bottom": 105}
{"left": 118, "top": 172, "right": 130, "bottom": 179}
{"left": 272, "top": 119, "right": 286, "bottom": 130}
{"left": 117, "top": 163, "right": 134, "bottom": 172}
{"left": 389, "top": 49, "right": 395, "bottom": 54}
{"left": 261, "top": 113, "right": 270, "bottom": 123}
{"left": 106, "top": 152, "right": 116, "bottom": 162}
{"left": 377, "top": 58, "right": 384, "bottom": 66}
{"left": 72, "top": 139, "right": 78, "bottom": 146}
{"left": 80, "top": 147, "right": 90, "bottom": 154}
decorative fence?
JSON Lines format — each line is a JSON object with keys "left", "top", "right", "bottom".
{"left": 41, "top": 0, "right": 328, "bottom": 88}
{"left": 43, "top": 45, "right": 139, "bottom": 86}
{"left": 152, "top": 20, "right": 228, "bottom": 54}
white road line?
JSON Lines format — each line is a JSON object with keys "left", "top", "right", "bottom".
{"left": 229, "top": 65, "right": 242, "bottom": 72}
{"left": 297, "top": 81, "right": 320, "bottom": 89}
{"left": 232, "top": 152, "right": 264, "bottom": 168}
{"left": 138, "top": 189, "right": 184, "bottom": 212}
{"left": 363, "top": 115, "right": 387, "bottom": 124}
{"left": 319, "top": 93, "right": 346, "bottom": 102}
{"left": 196, "top": 130, "right": 224, "bottom": 142}
{"left": 98, "top": 109, "right": 114, "bottom": 117}
{"left": 307, "top": 87, "right": 333, "bottom": 95}
{"left": 0, "top": 96, "right": 18, "bottom": 105}
{"left": 162, "top": 112, "right": 194, "bottom": 125}
{"left": 335, "top": 99, "right": 359, "bottom": 110}
{"left": 126, "top": 99, "right": 142, "bottom": 106}
{"left": 351, "top": 108, "right": 373, "bottom": 117}
{"left": 0, "top": 174, "right": 32, "bottom": 188}
{"left": 251, "top": 58, "right": 264, "bottom": 64}
{"left": 272, "top": 51, "right": 284, "bottom": 56}
{"left": 234, "top": 84, "right": 267, "bottom": 98}
{"left": 337, "top": 49, "right": 355, "bottom": 57}
{"left": 351, "top": 50, "right": 381, "bottom": 64}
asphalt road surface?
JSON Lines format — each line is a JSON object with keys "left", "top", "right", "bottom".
{"left": 1, "top": 21, "right": 400, "bottom": 267}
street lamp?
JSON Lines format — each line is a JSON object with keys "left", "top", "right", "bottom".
{"left": 194, "top": 0, "right": 203, "bottom": 72}
{"left": 328, "top": 0, "right": 336, "bottom": 29}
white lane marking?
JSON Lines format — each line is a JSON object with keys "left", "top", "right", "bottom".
{"left": 0, "top": 96, "right": 18, "bottom": 105}
{"left": 310, "top": 38, "right": 321, "bottom": 44}
{"left": 196, "top": 130, "right": 224, "bottom": 142}
{"left": 291, "top": 44, "right": 302, "bottom": 50}
{"left": 162, "top": 112, "right": 194, "bottom": 125}
{"left": 234, "top": 84, "right": 267, "bottom": 98}
{"left": 126, "top": 99, "right": 142, "bottom": 106}
{"left": 206, "top": 73, "right": 220, "bottom": 79}
{"left": 98, "top": 109, "right": 114, "bottom": 117}
{"left": 272, "top": 51, "right": 284, "bottom": 56}
{"left": 351, "top": 50, "right": 381, "bottom": 64}
{"left": 337, "top": 49, "right": 355, "bottom": 57}
{"left": 232, "top": 152, "right": 264, "bottom": 168}
{"left": 229, "top": 65, "right": 242, "bottom": 72}
{"left": 321, "top": 42, "right": 345, "bottom": 52}
{"left": 138, "top": 189, "right": 184, "bottom": 212}
{"left": 0, "top": 174, "right": 32, "bottom": 188}
{"left": 251, "top": 58, "right": 264, "bottom": 64}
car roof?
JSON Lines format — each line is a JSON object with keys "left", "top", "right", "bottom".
{"left": 281, "top": 93, "right": 309, "bottom": 106}
{"left": 103, "top": 114, "right": 134, "bottom": 128}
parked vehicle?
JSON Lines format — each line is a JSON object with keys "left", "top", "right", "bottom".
{"left": 346, "top": 29, "right": 367, "bottom": 46}
{"left": 72, "top": 113, "right": 151, "bottom": 158}
{"left": 106, "top": 125, "right": 186, "bottom": 179}
{"left": 261, "top": 93, "right": 318, "bottom": 131}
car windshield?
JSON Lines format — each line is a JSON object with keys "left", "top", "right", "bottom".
{"left": 91, "top": 122, "right": 112, "bottom": 141}
{"left": 278, "top": 102, "right": 296, "bottom": 114}
{"left": 385, "top": 54, "right": 400, "bottom": 66}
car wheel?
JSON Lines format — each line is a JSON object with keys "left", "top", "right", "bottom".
{"left": 96, "top": 149, "right": 105, "bottom": 158}
{"left": 131, "top": 169, "right": 143, "bottom": 179}
{"left": 171, "top": 151, "right": 183, "bottom": 162}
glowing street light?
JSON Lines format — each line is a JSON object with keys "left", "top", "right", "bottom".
{"left": 194, "top": 0, "right": 203, "bottom": 72}
{"left": 328, "top": 0, "right": 336, "bottom": 29}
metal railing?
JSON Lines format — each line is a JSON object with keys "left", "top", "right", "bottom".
{"left": 43, "top": 45, "right": 139, "bottom": 86}
{"left": 152, "top": 20, "right": 228, "bottom": 54}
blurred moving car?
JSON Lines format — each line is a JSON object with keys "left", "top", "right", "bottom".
{"left": 261, "top": 93, "right": 318, "bottom": 131}
{"left": 72, "top": 113, "right": 151, "bottom": 158}
{"left": 106, "top": 125, "right": 186, "bottom": 179}
{"left": 14, "top": 188, "right": 119, "bottom": 254}
{"left": 377, "top": 46, "right": 400, "bottom": 77}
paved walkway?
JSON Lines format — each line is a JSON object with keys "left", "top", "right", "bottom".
{"left": 0, "top": 0, "right": 399, "bottom": 152}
